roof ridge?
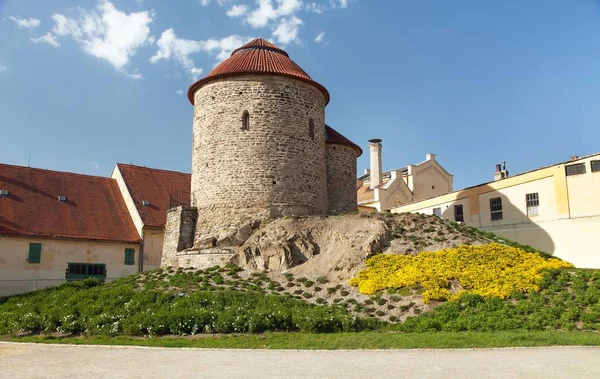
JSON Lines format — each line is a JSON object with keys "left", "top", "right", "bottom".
{"left": 116, "top": 163, "right": 190, "bottom": 176}
{"left": 0, "top": 163, "right": 115, "bottom": 181}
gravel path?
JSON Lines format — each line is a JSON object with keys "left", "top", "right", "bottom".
{"left": 1, "top": 342, "right": 599, "bottom": 378}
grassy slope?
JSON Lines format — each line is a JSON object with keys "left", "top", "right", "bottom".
{"left": 1, "top": 215, "right": 599, "bottom": 348}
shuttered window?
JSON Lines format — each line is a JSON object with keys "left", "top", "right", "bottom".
{"left": 28, "top": 243, "right": 41, "bottom": 264}
{"left": 124, "top": 248, "right": 135, "bottom": 265}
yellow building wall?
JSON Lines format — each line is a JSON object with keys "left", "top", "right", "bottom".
{"left": 142, "top": 228, "right": 164, "bottom": 271}
{"left": 411, "top": 162, "right": 453, "bottom": 202}
{"left": 478, "top": 177, "right": 558, "bottom": 227}
{"left": 566, "top": 156, "right": 600, "bottom": 218}
{"left": 391, "top": 154, "right": 600, "bottom": 268}
{"left": 0, "top": 236, "right": 140, "bottom": 296}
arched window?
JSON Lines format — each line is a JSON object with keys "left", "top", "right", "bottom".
{"left": 241, "top": 110, "right": 250, "bottom": 131}
{"left": 308, "top": 118, "right": 315, "bottom": 140}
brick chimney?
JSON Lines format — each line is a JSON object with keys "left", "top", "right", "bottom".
{"left": 368, "top": 139, "right": 383, "bottom": 189}
{"left": 494, "top": 161, "right": 509, "bottom": 181}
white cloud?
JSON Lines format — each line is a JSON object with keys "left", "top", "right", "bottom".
{"left": 88, "top": 161, "right": 99, "bottom": 170}
{"left": 226, "top": 5, "right": 248, "bottom": 18}
{"left": 0, "top": 65, "right": 6, "bottom": 72}
{"left": 50, "top": 0, "right": 154, "bottom": 76}
{"left": 305, "top": 3, "right": 326, "bottom": 14}
{"left": 272, "top": 16, "right": 302, "bottom": 45}
{"left": 124, "top": 71, "right": 143, "bottom": 80}
{"left": 30, "top": 33, "right": 60, "bottom": 47}
{"left": 314, "top": 31, "right": 325, "bottom": 43}
{"left": 176, "top": 90, "right": 184, "bottom": 95}
{"left": 200, "top": 0, "right": 231, "bottom": 6}
{"left": 246, "top": 0, "right": 302, "bottom": 28}
{"left": 330, "top": 0, "right": 348, "bottom": 8}
{"left": 8, "top": 16, "right": 41, "bottom": 28}
{"left": 150, "top": 29, "right": 252, "bottom": 79}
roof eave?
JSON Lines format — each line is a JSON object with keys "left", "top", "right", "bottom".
{"left": 187, "top": 72, "right": 330, "bottom": 106}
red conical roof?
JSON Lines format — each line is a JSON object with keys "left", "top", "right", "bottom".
{"left": 187, "top": 38, "right": 329, "bottom": 105}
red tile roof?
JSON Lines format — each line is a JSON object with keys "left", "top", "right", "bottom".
{"left": 188, "top": 38, "right": 330, "bottom": 105}
{"left": 0, "top": 164, "right": 141, "bottom": 243}
{"left": 116, "top": 164, "right": 191, "bottom": 229}
{"left": 326, "top": 125, "right": 363, "bottom": 157}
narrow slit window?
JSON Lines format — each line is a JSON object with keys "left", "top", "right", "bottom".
{"left": 309, "top": 119, "right": 315, "bottom": 140}
{"left": 242, "top": 110, "right": 250, "bottom": 131}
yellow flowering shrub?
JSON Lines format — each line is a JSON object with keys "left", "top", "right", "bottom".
{"left": 349, "top": 244, "right": 573, "bottom": 303}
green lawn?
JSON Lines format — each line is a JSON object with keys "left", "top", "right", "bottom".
{"left": 3, "top": 331, "right": 600, "bottom": 349}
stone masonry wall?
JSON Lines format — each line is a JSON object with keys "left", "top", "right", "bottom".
{"left": 326, "top": 144, "right": 358, "bottom": 214}
{"left": 161, "top": 206, "right": 197, "bottom": 267}
{"left": 191, "top": 75, "right": 328, "bottom": 223}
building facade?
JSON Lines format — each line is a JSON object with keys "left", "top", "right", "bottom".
{"left": 357, "top": 139, "right": 453, "bottom": 212}
{"left": 0, "top": 164, "right": 141, "bottom": 295}
{"left": 111, "top": 164, "right": 191, "bottom": 272}
{"left": 391, "top": 154, "right": 600, "bottom": 268}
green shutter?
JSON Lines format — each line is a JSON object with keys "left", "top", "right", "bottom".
{"left": 28, "top": 243, "right": 41, "bottom": 264}
{"left": 124, "top": 248, "right": 135, "bottom": 265}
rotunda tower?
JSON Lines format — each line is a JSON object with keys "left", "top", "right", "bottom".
{"left": 187, "top": 38, "right": 330, "bottom": 218}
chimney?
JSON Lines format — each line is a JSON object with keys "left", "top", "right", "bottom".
{"left": 493, "top": 161, "right": 509, "bottom": 181}
{"left": 368, "top": 139, "right": 383, "bottom": 189}
{"left": 426, "top": 153, "right": 436, "bottom": 161}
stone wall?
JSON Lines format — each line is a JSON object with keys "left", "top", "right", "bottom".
{"left": 326, "top": 144, "right": 358, "bottom": 214}
{"left": 190, "top": 75, "right": 328, "bottom": 223}
{"left": 161, "top": 206, "right": 197, "bottom": 267}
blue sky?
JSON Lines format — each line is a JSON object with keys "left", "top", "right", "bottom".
{"left": 1, "top": 0, "right": 599, "bottom": 190}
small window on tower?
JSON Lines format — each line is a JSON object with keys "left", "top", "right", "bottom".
{"left": 242, "top": 110, "right": 250, "bottom": 131}
{"left": 309, "top": 119, "right": 315, "bottom": 140}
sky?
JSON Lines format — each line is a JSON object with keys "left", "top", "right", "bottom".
{"left": 1, "top": 0, "right": 600, "bottom": 190}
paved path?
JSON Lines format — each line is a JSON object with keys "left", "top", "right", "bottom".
{"left": 1, "top": 342, "right": 599, "bottom": 378}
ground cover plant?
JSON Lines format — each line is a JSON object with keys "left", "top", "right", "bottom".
{"left": 349, "top": 243, "right": 572, "bottom": 302}
{"left": 393, "top": 268, "right": 600, "bottom": 332}
{"left": 0, "top": 268, "right": 380, "bottom": 337}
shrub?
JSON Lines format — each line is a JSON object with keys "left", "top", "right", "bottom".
{"left": 0, "top": 277, "right": 379, "bottom": 336}
{"left": 349, "top": 244, "right": 572, "bottom": 302}
{"left": 316, "top": 276, "right": 329, "bottom": 285}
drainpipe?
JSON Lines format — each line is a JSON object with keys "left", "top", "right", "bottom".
{"left": 138, "top": 239, "right": 144, "bottom": 273}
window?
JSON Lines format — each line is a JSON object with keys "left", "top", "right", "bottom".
{"left": 591, "top": 160, "right": 600, "bottom": 173}
{"left": 241, "top": 110, "right": 250, "bottom": 131}
{"left": 433, "top": 208, "right": 441, "bottom": 217}
{"left": 66, "top": 263, "right": 106, "bottom": 282}
{"left": 28, "top": 243, "right": 41, "bottom": 264}
{"left": 308, "top": 119, "right": 315, "bottom": 140}
{"left": 526, "top": 193, "right": 539, "bottom": 217}
{"left": 565, "top": 163, "right": 586, "bottom": 176}
{"left": 454, "top": 204, "right": 464, "bottom": 222}
{"left": 124, "top": 248, "right": 135, "bottom": 265}
{"left": 490, "top": 197, "right": 503, "bottom": 221}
